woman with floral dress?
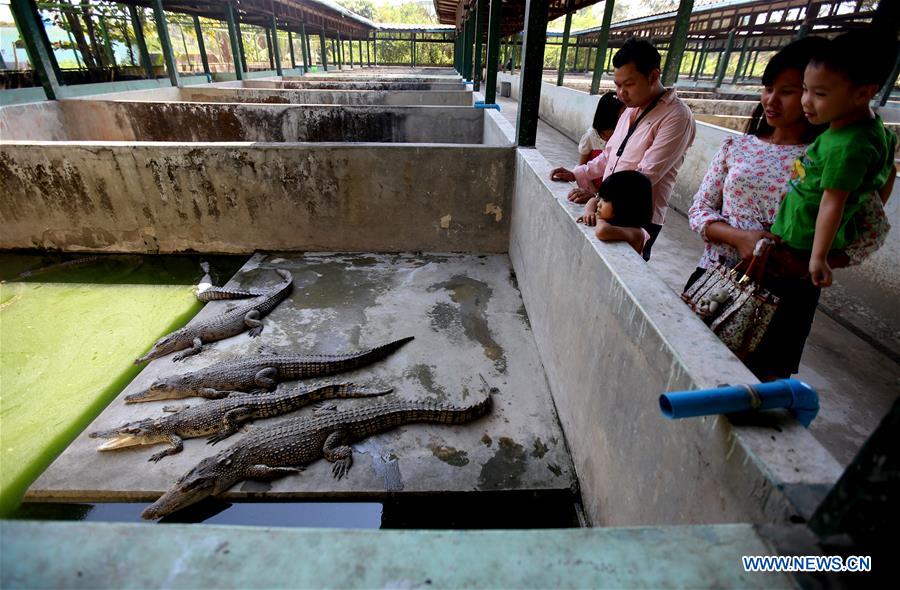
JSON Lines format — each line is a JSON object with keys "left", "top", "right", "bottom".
{"left": 686, "top": 38, "right": 889, "bottom": 380}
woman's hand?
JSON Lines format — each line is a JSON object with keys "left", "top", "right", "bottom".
{"left": 732, "top": 229, "right": 778, "bottom": 263}
{"left": 568, "top": 187, "right": 595, "bottom": 204}
{"left": 550, "top": 167, "right": 575, "bottom": 182}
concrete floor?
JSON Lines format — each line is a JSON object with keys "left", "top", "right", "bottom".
{"left": 29, "top": 252, "right": 576, "bottom": 502}
{"left": 496, "top": 94, "right": 900, "bottom": 468}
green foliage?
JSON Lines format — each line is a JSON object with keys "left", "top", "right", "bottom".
{"left": 339, "top": 0, "right": 377, "bottom": 20}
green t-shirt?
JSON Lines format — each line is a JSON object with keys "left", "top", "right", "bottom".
{"left": 771, "top": 115, "right": 897, "bottom": 250}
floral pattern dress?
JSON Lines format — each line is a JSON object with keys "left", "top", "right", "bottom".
{"left": 688, "top": 133, "right": 889, "bottom": 270}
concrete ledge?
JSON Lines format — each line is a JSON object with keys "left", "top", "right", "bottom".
{"left": 509, "top": 147, "right": 843, "bottom": 526}
{"left": 0, "top": 521, "right": 794, "bottom": 588}
{"left": 0, "top": 143, "right": 514, "bottom": 253}
{"left": 242, "top": 79, "right": 466, "bottom": 91}
{"left": 178, "top": 87, "right": 474, "bottom": 106}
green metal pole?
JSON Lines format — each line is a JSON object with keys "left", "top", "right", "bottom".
{"left": 517, "top": 0, "right": 550, "bottom": 146}
{"left": 319, "top": 28, "right": 327, "bottom": 69}
{"left": 358, "top": 39, "right": 363, "bottom": 67}
{"left": 270, "top": 17, "right": 282, "bottom": 76}
{"left": 463, "top": 17, "right": 474, "bottom": 81}
{"left": 193, "top": 15, "right": 211, "bottom": 79}
{"left": 98, "top": 16, "right": 116, "bottom": 68}
{"left": 224, "top": 3, "right": 243, "bottom": 80}
{"left": 411, "top": 32, "right": 415, "bottom": 68}
{"left": 27, "top": 0, "right": 62, "bottom": 80}
{"left": 287, "top": 30, "right": 296, "bottom": 69}
{"left": 483, "top": 0, "right": 502, "bottom": 104}
{"left": 129, "top": 6, "right": 154, "bottom": 79}
{"left": 9, "top": 0, "right": 60, "bottom": 99}
{"left": 714, "top": 29, "right": 736, "bottom": 88}
{"left": 150, "top": 0, "right": 179, "bottom": 86}
{"left": 265, "top": 27, "right": 275, "bottom": 70}
{"left": 557, "top": 11, "right": 572, "bottom": 86}
{"left": 336, "top": 32, "right": 342, "bottom": 69}
{"left": 693, "top": 39, "right": 707, "bottom": 80}
{"left": 877, "top": 52, "right": 900, "bottom": 106}
{"left": 303, "top": 25, "right": 311, "bottom": 71}
{"left": 572, "top": 41, "right": 579, "bottom": 73}
{"left": 730, "top": 36, "right": 748, "bottom": 85}
{"left": 661, "top": 0, "right": 694, "bottom": 86}
{"left": 473, "top": 0, "right": 486, "bottom": 91}
{"left": 349, "top": 35, "right": 354, "bottom": 69}
{"left": 234, "top": 12, "right": 248, "bottom": 72}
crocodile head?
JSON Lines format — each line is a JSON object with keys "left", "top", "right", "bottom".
{"left": 142, "top": 450, "right": 243, "bottom": 520}
{"left": 134, "top": 330, "right": 189, "bottom": 364}
{"left": 125, "top": 374, "right": 194, "bottom": 404}
{"left": 89, "top": 419, "right": 169, "bottom": 450}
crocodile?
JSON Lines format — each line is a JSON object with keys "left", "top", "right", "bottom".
{"left": 125, "top": 336, "right": 415, "bottom": 403}
{"left": 135, "top": 269, "right": 293, "bottom": 364}
{"left": 141, "top": 381, "right": 495, "bottom": 520}
{"left": 91, "top": 382, "right": 392, "bottom": 462}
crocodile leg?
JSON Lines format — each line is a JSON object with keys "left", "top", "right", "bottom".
{"left": 162, "top": 404, "right": 190, "bottom": 413}
{"left": 207, "top": 407, "right": 256, "bottom": 445}
{"left": 148, "top": 435, "right": 184, "bottom": 462}
{"left": 252, "top": 368, "right": 279, "bottom": 391}
{"left": 244, "top": 310, "right": 263, "bottom": 337}
{"left": 322, "top": 430, "right": 353, "bottom": 479}
{"left": 244, "top": 464, "right": 305, "bottom": 480}
{"left": 197, "top": 388, "right": 233, "bottom": 400}
{"left": 172, "top": 338, "right": 203, "bottom": 362}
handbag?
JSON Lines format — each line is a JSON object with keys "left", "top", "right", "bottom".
{"left": 682, "top": 239, "right": 780, "bottom": 358}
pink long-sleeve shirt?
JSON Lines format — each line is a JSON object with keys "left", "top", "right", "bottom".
{"left": 573, "top": 89, "right": 696, "bottom": 225}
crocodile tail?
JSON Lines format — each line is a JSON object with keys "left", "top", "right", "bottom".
{"left": 344, "top": 336, "right": 415, "bottom": 369}
{"left": 307, "top": 382, "right": 394, "bottom": 400}
{"left": 196, "top": 287, "right": 267, "bottom": 302}
{"left": 391, "top": 395, "right": 493, "bottom": 425}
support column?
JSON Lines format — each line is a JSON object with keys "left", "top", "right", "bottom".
{"left": 234, "top": 12, "right": 248, "bottom": 72}
{"left": 98, "top": 16, "right": 116, "bottom": 69}
{"left": 372, "top": 31, "right": 377, "bottom": 67}
{"left": 358, "top": 39, "right": 363, "bottom": 67}
{"left": 473, "top": 0, "right": 487, "bottom": 91}
{"left": 366, "top": 37, "right": 371, "bottom": 66}
{"left": 557, "top": 9, "right": 573, "bottom": 87}
{"left": 303, "top": 25, "right": 311, "bottom": 71}
{"left": 411, "top": 33, "right": 416, "bottom": 68}
{"left": 129, "top": 5, "right": 154, "bottom": 79}
{"left": 794, "top": 0, "right": 820, "bottom": 40}
{"left": 9, "top": 0, "right": 60, "bottom": 99}
{"left": 572, "top": 42, "right": 579, "bottom": 73}
{"left": 661, "top": 0, "right": 693, "bottom": 86}
{"left": 270, "top": 16, "right": 282, "bottom": 76}
{"left": 483, "top": 0, "right": 502, "bottom": 104}
{"left": 516, "top": 0, "right": 550, "bottom": 147}
{"left": 265, "top": 27, "right": 275, "bottom": 70}
{"left": 463, "top": 16, "right": 474, "bottom": 81}
{"left": 287, "top": 31, "right": 296, "bottom": 69}
{"left": 731, "top": 36, "right": 748, "bottom": 85}
{"left": 693, "top": 39, "right": 708, "bottom": 80}
{"left": 27, "top": 0, "right": 62, "bottom": 80}
{"left": 193, "top": 14, "right": 211, "bottom": 79}
{"left": 319, "top": 28, "right": 327, "bottom": 69}
{"left": 150, "top": 0, "right": 179, "bottom": 86}
{"left": 224, "top": 3, "right": 243, "bottom": 80}
{"left": 348, "top": 35, "right": 354, "bottom": 69}
{"left": 336, "top": 32, "right": 342, "bottom": 69}
{"left": 714, "top": 28, "right": 736, "bottom": 88}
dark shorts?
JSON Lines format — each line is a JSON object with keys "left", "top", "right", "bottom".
{"left": 641, "top": 223, "right": 663, "bottom": 262}
{"left": 684, "top": 267, "right": 820, "bottom": 380}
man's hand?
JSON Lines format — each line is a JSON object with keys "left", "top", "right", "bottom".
{"left": 809, "top": 257, "right": 833, "bottom": 287}
{"left": 568, "top": 187, "right": 595, "bottom": 203}
{"left": 550, "top": 167, "right": 575, "bottom": 182}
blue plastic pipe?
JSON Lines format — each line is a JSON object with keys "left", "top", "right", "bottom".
{"left": 659, "top": 379, "right": 820, "bottom": 427}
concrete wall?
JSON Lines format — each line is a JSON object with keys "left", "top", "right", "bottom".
{"left": 242, "top": 80, "right": 466, "bottom": 91}
{"left": 178, "top": 87, "right": 473, "bottom": 106}
{"left": 483, "top": 106, "right": 516, "bottom": 147}
{"left": 0, "top": 143, "right": 514, "bottom": 253}
{"left": 509, "top": 148, "right": 843, "bottom": 526}
{"left": 0, "top": 100, "right": 485, "bottom": 143}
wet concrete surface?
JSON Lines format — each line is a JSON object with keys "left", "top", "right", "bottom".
{"left": 29, "top": 252, "right": 576, "bottom": 502}
{"left": 496, "top": 95, "right": 900, "bottom": 468}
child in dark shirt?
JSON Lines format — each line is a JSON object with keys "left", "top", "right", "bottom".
{"left": 771, "top": 31, "right": 898, "bottom": 287}
{"left": 579, "top": 170, "right": 653, "bottom": 254}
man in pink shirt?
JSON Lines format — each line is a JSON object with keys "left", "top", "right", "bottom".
{"left": 552, "top": 38, "right": 696, "bottom": 260}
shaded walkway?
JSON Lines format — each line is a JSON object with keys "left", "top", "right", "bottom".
{"left": 494, "top": 94, "right": 900, "bottom": 467}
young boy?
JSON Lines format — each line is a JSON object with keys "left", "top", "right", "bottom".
{"left": 771, "top": 31, "right": 898, "bottom": 287}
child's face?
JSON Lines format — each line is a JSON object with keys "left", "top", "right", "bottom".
{"left": 801, "top": 63, "right": 875, "bottom": 126}
{"left": 598, "top": 198, "right": 615, "bottom": 221}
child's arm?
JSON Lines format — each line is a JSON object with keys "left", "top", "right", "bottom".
{"left": 809, "top": 188, "right": 850, "bottom": 287}
{"left": 594, "top": 221, "right": 648, "bottom": 255}
{"left": 578, "top": 198, "right": 599, "bottom": 226}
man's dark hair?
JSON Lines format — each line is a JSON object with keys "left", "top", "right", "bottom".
{"left": 593, "top": 91, "right": 625, "bottom": 133}
{"left": 597, "top": 170, "right": 653, "bottom": 228}
{"left": 809, "top": 31, "right": 898, "bottom": 89}
{"left": 747, "top": 36, "right": 828, "bottom": 143}
{"left": 612, "top": 37, "right": 661, "bottom": 77}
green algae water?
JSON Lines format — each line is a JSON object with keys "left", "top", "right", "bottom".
{"left": 0, "top": 254, "right": 247, "bottom": 516}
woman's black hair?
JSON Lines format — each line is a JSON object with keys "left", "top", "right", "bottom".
{"left": 597, "top": 170, "right": 652, "bottom": 228}
{"left": 745, "top": 36, "right": 828, "bottom": 143}
{"left": 593, "top": 91, "right": 625, "bottom": 134}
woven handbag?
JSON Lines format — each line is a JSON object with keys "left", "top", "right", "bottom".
{"left": 682, "top": 239, "right": 780, "bottom": 358}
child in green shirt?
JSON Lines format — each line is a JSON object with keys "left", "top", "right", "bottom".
{"left": 771, "top": 31, "right": 898, "bottom": 287}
